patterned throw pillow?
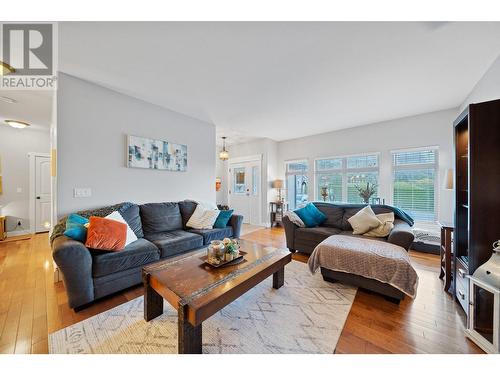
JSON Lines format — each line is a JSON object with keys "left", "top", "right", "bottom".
{"left": 85, "top": 216, "right": 127, "bottom": 251}
{"left": 186, "top": 204, "right": 220, "bottom": 229}
{"left": 347, "top": 205, "right": 382, "bottom": 235}
{"left": 284, "top": 211, "right": 305, "bottom": 227}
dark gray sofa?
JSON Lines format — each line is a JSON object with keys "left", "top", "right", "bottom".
{"left": 283, "top": 203, "right": 415, "bottom": 303}
{"left": 283, "top": 202, "right": 415, "bottom": 254}
{"left": 52, "top": 200, "right": 243, "bottom": 310}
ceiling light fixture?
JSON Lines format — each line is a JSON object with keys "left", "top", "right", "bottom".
{"left": 219, "top": 136, "right": 229, "bottom": 161}
{"left": 5, "top": 120, "right": 30, "bottom": 129}
{"left": 0, "top": 96, "right": 17, "bottom": 104}
{"left": 0, "top": 61, "right": 15, "bottom": 75}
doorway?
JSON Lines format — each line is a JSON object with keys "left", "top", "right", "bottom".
{"left": 29, "top": 153, "right": 51, "bottom": 233}
{"left": 228, "top": 158, "right": 261, "bottom": 225}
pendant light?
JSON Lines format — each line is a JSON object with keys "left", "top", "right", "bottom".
{"left": 219, "top": 136, "right": 229, "bottom": 161}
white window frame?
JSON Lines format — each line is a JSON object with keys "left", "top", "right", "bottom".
{"left": 314, "top": 152, "right": 380, "bottom": 203}
{"left": 284, "top": 159, "right": 309, "bottom": 209}
{"left": 390, "top": 146, "right": 439, "bottom": 223}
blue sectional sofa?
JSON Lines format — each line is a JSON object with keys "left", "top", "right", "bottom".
{"left": 51, "top": 200, "right": 243, "bottom": 310}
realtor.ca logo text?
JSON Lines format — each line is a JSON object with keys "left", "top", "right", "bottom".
{"left": 1, "top": 23, "right": 57, "bottom": 90}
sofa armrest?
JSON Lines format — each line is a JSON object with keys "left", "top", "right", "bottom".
{"left": 52, "top": 236, "right": 94, "bottom": 309}
{"left": 229, "top": 214, "right": 244, "bottom": 238}
{"left": 282, "top": 216, "right": 297, "bottom": 252}
{"left": 388, "top": 219, "right": 415, "bottom": 251}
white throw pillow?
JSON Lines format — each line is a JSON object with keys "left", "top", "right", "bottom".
{"left": 348, "top": 205, "right": 382, "bottom": 235}
{"left": 186, "top": 204, "right": 220, "bottom": 229}
{"left": 363, "top": 212, "right": 395, "bottom": 237}
{"left": 284, "top": 211, "right": 305, "bottom": 227}
{"left": 105, "top": 211, "right": 138, "bottom": 247}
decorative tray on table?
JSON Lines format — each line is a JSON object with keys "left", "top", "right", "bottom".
{"left": 201, "top": 250, "right": 247, "bottom": 268}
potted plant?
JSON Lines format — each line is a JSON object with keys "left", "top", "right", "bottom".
{"left": 355, "top": 182, "right": 377, "bottom": 204}
{"left": 223, "top": 238, "right": 240, "bottom": 261}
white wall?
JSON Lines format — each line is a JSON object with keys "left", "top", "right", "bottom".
{"left": 217, "top": 138, "right": 278, "bottom": 225}
{"left": 461, "top": 54, "right": 500, "bottom": 110}
{"left": 0, "top": 126, "right": 50, "bottom": 233}
{"left": 277, "top": 108, "right": 458, "bottom": 223}
{"left": 56, "top": 73, "right": 216, "bottom": 217}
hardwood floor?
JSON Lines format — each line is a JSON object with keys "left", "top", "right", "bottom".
{"left": 0, "top": 228, "right": 482, "bottom": 354}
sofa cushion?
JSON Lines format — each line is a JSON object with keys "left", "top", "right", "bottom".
{"left": 140, "top": 202, "right": 183, "bottom": 234}
{"left": 314, "top": 203, "right": 345, "bottom": 229}
{"left": 342, "top": 206, "right": 393, "bottom": 231}
{"left": 188, "top": 226, "right": 233, "bottom": 245}
{"left": 145, "top": 230, "right": 204, "bottom": 258}
{"left": 347, "top": 206, "right": 382, "bottom": 235}
{"left": 295, "top": 226, "right": 342, "bottom": 245}
{"left": 119, "top": 203, "right": 144, "bottom": 238}
{"left": 178, "top": 200, "right": 198, "bottom": 229}
{"left": 91, "top": 238, "right": 160, "bottom": 278}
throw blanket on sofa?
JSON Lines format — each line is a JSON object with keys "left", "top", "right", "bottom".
{"left": 308, "top": 235, "right": 418, "bottom": 298}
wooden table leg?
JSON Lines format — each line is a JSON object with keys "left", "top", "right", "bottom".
{"left": 178, "top": 304, "right": 202, "bottom": 354}
{"left": 273, "top": 266, "right": 285, "bottom": 289}
{"left": 143, "top": 273, "right": 163, "bottom": 322}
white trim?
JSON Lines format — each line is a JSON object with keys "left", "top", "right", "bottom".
{"left": 313, "top": 151, "right": 381, "bottom": 162}
{"left": 28, "top": 152, "right": 51, "bottom": 234}
{"left": 228, "top": 154, "right": 262, "bottom": 164}
{"left": 390, "top": 145, "right": 439, "bottom": 154}
{"left": 7, "top": 229, "right": 31, "bottom": 237}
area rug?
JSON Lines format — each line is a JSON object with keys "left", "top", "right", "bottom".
{"left": 49, "top": 261, "right": 356, "bottom": 354}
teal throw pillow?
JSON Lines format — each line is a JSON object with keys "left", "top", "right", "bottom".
{"left": 213, "top": 210, "right": 234, "bottom": 228}
{"left": 294, "top": 203, "right": 327, "bottom": 228}
{"left": 63, "top": 213, "right": 89, "bottom": 242}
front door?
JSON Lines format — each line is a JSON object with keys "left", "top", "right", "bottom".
{"left": 35, "top": 155, "right": 51, "bottom": 233}
{"left": 228, "top": 160, "right": 261, "bottom": 225}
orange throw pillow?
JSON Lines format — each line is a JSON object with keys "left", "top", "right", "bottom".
{"left": 85, "top": 216, "right": 127, "bottom": 251}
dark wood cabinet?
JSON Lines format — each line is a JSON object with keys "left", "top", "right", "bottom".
{"left": 453, "top": 99, "right": 500, "bottom": 315}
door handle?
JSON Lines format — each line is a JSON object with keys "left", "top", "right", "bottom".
{"left": 36, "top": 196, "right": 41, "bottom": 199}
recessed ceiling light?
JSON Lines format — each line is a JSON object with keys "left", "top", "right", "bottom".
{"left": 0, "top": 96, "right": 17, "bottom": 104}
{"left": 0, "top": 61, "right": 15, "bottom": 75}
{"left": 5, "top": 120, "right": 30, "bottom": 129}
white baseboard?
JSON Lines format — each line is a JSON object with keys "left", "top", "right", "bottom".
{"left": 6, "top": 229, "right": 32, "bottom": 237}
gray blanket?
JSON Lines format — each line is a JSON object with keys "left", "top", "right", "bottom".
{"left": 308, "top": 235, "right": 418, "bottom": 298}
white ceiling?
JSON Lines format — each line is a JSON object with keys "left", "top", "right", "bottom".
{"left": 0, "top": 90, "right": 53, "bottom": 130}
{"left": 59, "top": 22, "right": 500, "bottom": 142}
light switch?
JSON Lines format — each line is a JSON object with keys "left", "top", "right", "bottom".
{"left": 74, "top": 187, "right": 92, "bottom": 198}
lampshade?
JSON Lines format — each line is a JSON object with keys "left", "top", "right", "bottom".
{"left": 443, "top": 168, "right": 454, "bottom": 190}
{"left": 272, "top": 179, "right": 284, "bottom": 189}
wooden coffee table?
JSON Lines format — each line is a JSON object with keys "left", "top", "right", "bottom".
{"left": 142, "top": 239, "right": 292, "bottom": 354}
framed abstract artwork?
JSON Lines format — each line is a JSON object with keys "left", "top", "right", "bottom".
{"left": 127, "top": 135, "right": 187, "bottom": 171}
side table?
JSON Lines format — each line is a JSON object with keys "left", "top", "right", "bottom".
{"left": 270, "top": 201, "right": 288, "bottom": 227}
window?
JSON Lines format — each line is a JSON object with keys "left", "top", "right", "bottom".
{"left": 315, "top": 154, "right": 379, "bottom": 203}
{"left": 285, "top": 160, "right": 309, "bottom": 209}
{"left": 233, "top": 167, "right": 246, "bottom": 194}
{"left": 392, "top": 148, "right": 438, "bottom": 222}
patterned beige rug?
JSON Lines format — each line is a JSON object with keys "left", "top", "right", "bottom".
{"left": 49, "top": 261, "right": 356, "bottom": 354}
